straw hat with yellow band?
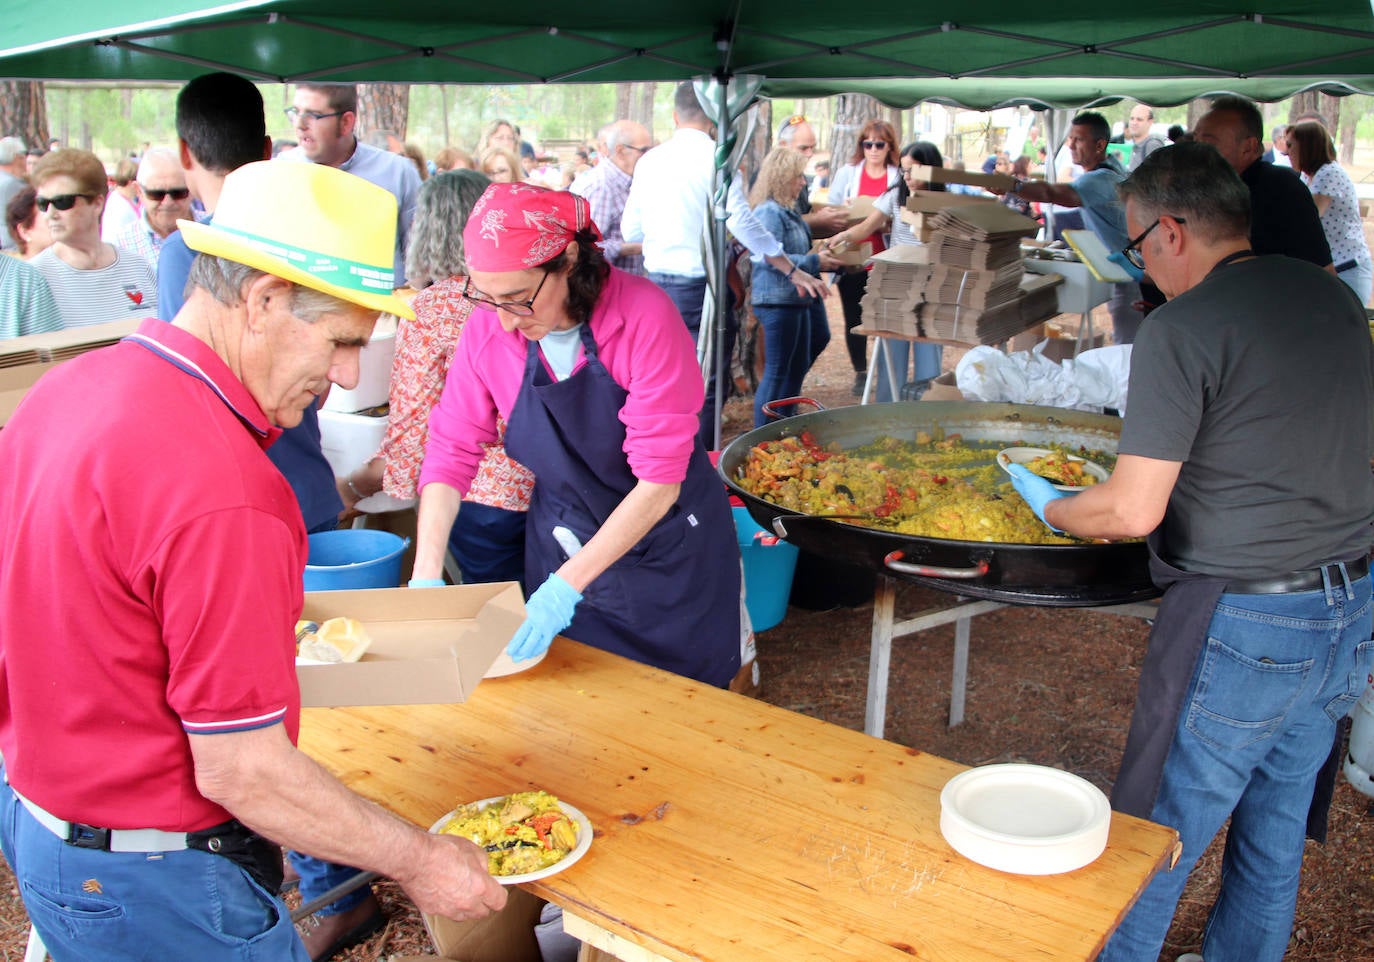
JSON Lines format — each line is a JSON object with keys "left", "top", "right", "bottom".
{"left": 176, "top": 160, "right": 415, "bottom": 320}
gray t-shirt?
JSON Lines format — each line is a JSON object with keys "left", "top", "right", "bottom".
{"left": 1120, "top": 255, "right": 1374, "bottom": 578}
{"left": 30, "top": 245, "right": 158, "bottom": 329}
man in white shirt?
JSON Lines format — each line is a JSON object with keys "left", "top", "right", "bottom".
{"left": 622, "top": 82, "right": 826, "bottom": 440}
{"left": 112, "top": 148, "right": 193, "bottom": 278}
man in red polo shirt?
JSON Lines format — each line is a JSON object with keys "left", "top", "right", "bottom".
{"left": 0, "top": 160, "right": 506, "bottom": 961}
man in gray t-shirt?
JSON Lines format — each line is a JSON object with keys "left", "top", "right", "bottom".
{"left": 1008, "top": 142, "right": 1374, "bottom": 962}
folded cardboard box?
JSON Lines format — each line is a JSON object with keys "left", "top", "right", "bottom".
{"left": 909, "top": 165, "right": 1019, "bottom": 194}
{"left": 0, "top": 360, "right": 61, "bottom": 428}
{"left": 409, "top": 886, "right": 546, "bottom": 962}
{"left": 922, "top": 371, "right": 962, "bottom": 401}
{"left": 904, "top": 190, "right": 996, "bottom": 213}
{"left": 297, "top": 583, "right": 524, "bottom": 708}
{"left": 0, "top": 318, "right": 139, "bottom": 367}
{"left": 811, "top": 238, "right": 872, "bottom": 266}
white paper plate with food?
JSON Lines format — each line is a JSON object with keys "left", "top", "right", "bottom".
{"left": 997, "top": 446, "right": 1110, "bottom": 492}
{"left": 429, "top": 791, "right": 592, "bottom": 884}
{"left": 940, "top": 763, "right": 1110, "bottom": 875}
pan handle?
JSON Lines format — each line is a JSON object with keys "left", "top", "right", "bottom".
{"left": 760, "top": 396, "right": 826, "bottom": 420}
{"left": 883, "top": 550, "right": 991, "bottom": 580}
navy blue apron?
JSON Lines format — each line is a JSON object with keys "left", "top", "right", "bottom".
{"left": 503, "top": 320, "right": 742, "bottom": 688}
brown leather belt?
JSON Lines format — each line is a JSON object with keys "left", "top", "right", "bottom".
{"left": 1226, "top": 557, "right": 1369, "bottom": 594}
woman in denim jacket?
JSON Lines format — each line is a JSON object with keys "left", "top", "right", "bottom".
{"left": 748, "top": 147, "right": 842, "bottom": 427}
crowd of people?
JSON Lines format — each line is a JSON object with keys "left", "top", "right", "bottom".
{"left": 1, "top": 76, "right": 1372, "bottom": 962}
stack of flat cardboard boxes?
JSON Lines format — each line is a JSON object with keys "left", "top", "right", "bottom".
{"left": 860, "top": 200, "right": 1061, "bottom": 346}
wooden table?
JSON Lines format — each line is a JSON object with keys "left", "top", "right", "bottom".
{"left": 299, "top": 641, "right": 1179, "bottom": 962}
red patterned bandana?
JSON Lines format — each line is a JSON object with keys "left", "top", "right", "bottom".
{"left": 463, "top": 182, "right": 601, "bottom": 272}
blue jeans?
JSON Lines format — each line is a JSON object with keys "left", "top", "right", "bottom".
{"left": 0, "top": 777, "right": 308, "bottom": 961}
{"left": 873, "top": 340, "right": 943, "bottom": 403}
{"left": 753, "top": 304, "right": 814, "bottom": 426}
{"left": 1100, "top": 575, "right": 1373, "bottom": 962}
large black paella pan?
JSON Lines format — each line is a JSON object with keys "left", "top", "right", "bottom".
{"left": 718, "top": 400, "right": 1159, "bottom": 607}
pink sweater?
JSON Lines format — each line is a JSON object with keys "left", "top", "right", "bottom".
{"left": 419, "top": 269, "right": 704, "bottom": 495}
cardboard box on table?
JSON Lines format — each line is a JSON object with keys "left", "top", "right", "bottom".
{"left": 296, "top": 583, "right": 525, "bottom": 707}
{"left": 0, "top": 361, "right": 60, "bottom": 428}
{"left": 0, "top": 318, "right": 139, "bottom": 366}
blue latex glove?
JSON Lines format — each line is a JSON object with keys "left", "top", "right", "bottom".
{"left": 1106, "top": 249, "right": 1146, "bottom": 283}
{"left": 1006, "top": 463, "right": 1069, "bottom": 532}
{"left": 408, "top": 577, "right": 446, "bottom": 588}
{"left": 508, "top": 573, "right": 582, "bottom": 662}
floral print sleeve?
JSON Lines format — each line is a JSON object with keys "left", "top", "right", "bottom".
{"left": 379, "top": 277, "right": 534, "bottom": 511}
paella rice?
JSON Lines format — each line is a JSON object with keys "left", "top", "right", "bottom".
{"left": 438, "top": 790, "right": 580, "bottom": 877}
{"left": 736, "top": 431, "right": 1116, "bottom": 545}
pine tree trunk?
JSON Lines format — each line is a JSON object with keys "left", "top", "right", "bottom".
{"left": 1339, "top": 109, "right": 1357, "bottom": 166}
{"left": 615, "top": 83, "right": 633, "bottom": 123}
{"left": 0, "top": 81, "right": 49, "bottom": 152}
{"left": 1288, "top": 90, "right": 1322, "bottom": 126}
{"left": 635, "top": 83, "right": 656, "bottom": 137}
{"left": 1320, "top": 93, "right": 1341, "bottom": 135}
{"left": 830, "top": 93, "right": 884, "bottom": 173}
{"left": 1186, "top": 99, "right": 1208, "bottom": 135}
{"left": 739, "top": 100, "right": 771, "bottom": 191}
{"left": 357, "top": 84, "right": 410, "bottom": 141}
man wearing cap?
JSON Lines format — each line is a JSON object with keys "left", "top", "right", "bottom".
{"left": 279, "top": 83, "right": 420, "bottom": 283}
{"left": 569, "top": 119, "right": 652, "bottom": 275}
{"left": 0, "top": 160, "right": 507, "bottom": 961}
{"left": 0, "top": 136, "right": 28, "bottom": 252}
{"left": 111, "top": 146, "right": 194, "bottom": 279}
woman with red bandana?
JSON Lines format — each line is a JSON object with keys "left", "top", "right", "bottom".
{"left": 410, "top": 183, "right": 745, "bottom": 688}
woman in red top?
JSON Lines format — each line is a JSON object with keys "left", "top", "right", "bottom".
{"left": 825, "top": 120, "right": 901, "bottom": 395}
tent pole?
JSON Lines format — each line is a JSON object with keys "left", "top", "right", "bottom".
{"left": 711, "top": 78, "right": 731, "bottom": 453}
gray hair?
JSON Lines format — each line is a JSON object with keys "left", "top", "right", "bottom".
{"left": 136, "top": 147, "right": 182, "bottom": 184}
{"left": 404, "top": 169, "right": 492, "bottom": 288}
{"left": 1118, "top": 142, "right": 1250, "bottom": 245}
{"left": 186, "top": 254, "right": 358, "bottom": 321}
{"left": 0, "top": 136, "right": 25, "bottom": 165}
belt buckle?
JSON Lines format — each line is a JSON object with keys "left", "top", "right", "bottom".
{"left": 67, "top": 823, "right": 112, "bottom": 851}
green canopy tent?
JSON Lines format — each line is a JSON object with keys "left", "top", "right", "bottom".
{"left": 3, "top": 1, "right": 1374, "bottom": 104}
{"left": 6, "top": 0, "right": 1374, "bottom": 444}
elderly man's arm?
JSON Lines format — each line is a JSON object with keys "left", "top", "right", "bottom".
{"left": 190, "top": 725, "right": 507, "bottom": 920}
{"left": 1043, "top": 453, "right": 1180, "bottom": 540}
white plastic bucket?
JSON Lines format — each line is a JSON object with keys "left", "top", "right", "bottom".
{"left": 1343, "top": 678, "right": 1374, "bottom": 799}
{"left": 324, "top": 317, "right": 397, "bottom": 413}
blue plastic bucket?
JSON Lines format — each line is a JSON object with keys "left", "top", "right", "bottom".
{"left": 733, "top": 506, "right": 799, "bottom": 633}
{"left": 303, "top": 530, "right": 410, "bottom": 591}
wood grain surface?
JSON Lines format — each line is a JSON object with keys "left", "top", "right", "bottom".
{"left": 299, "top": 639, "right": 1178, "bottom": 962}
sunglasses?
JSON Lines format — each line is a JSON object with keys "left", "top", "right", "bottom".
{"left": 141, "top": 187, "right": 190, "bottom": 202}
{"left": 461, "top": 271, "right": 550, "bottom": 317}
{"left": 1120, "top": 216, "right": 1187, "bottom": 270}
{"left": 862, "top": 140, "right": 888, "bottom": 150}
{"left": 36, "top": 193, "right": 94, "bottom": 212}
